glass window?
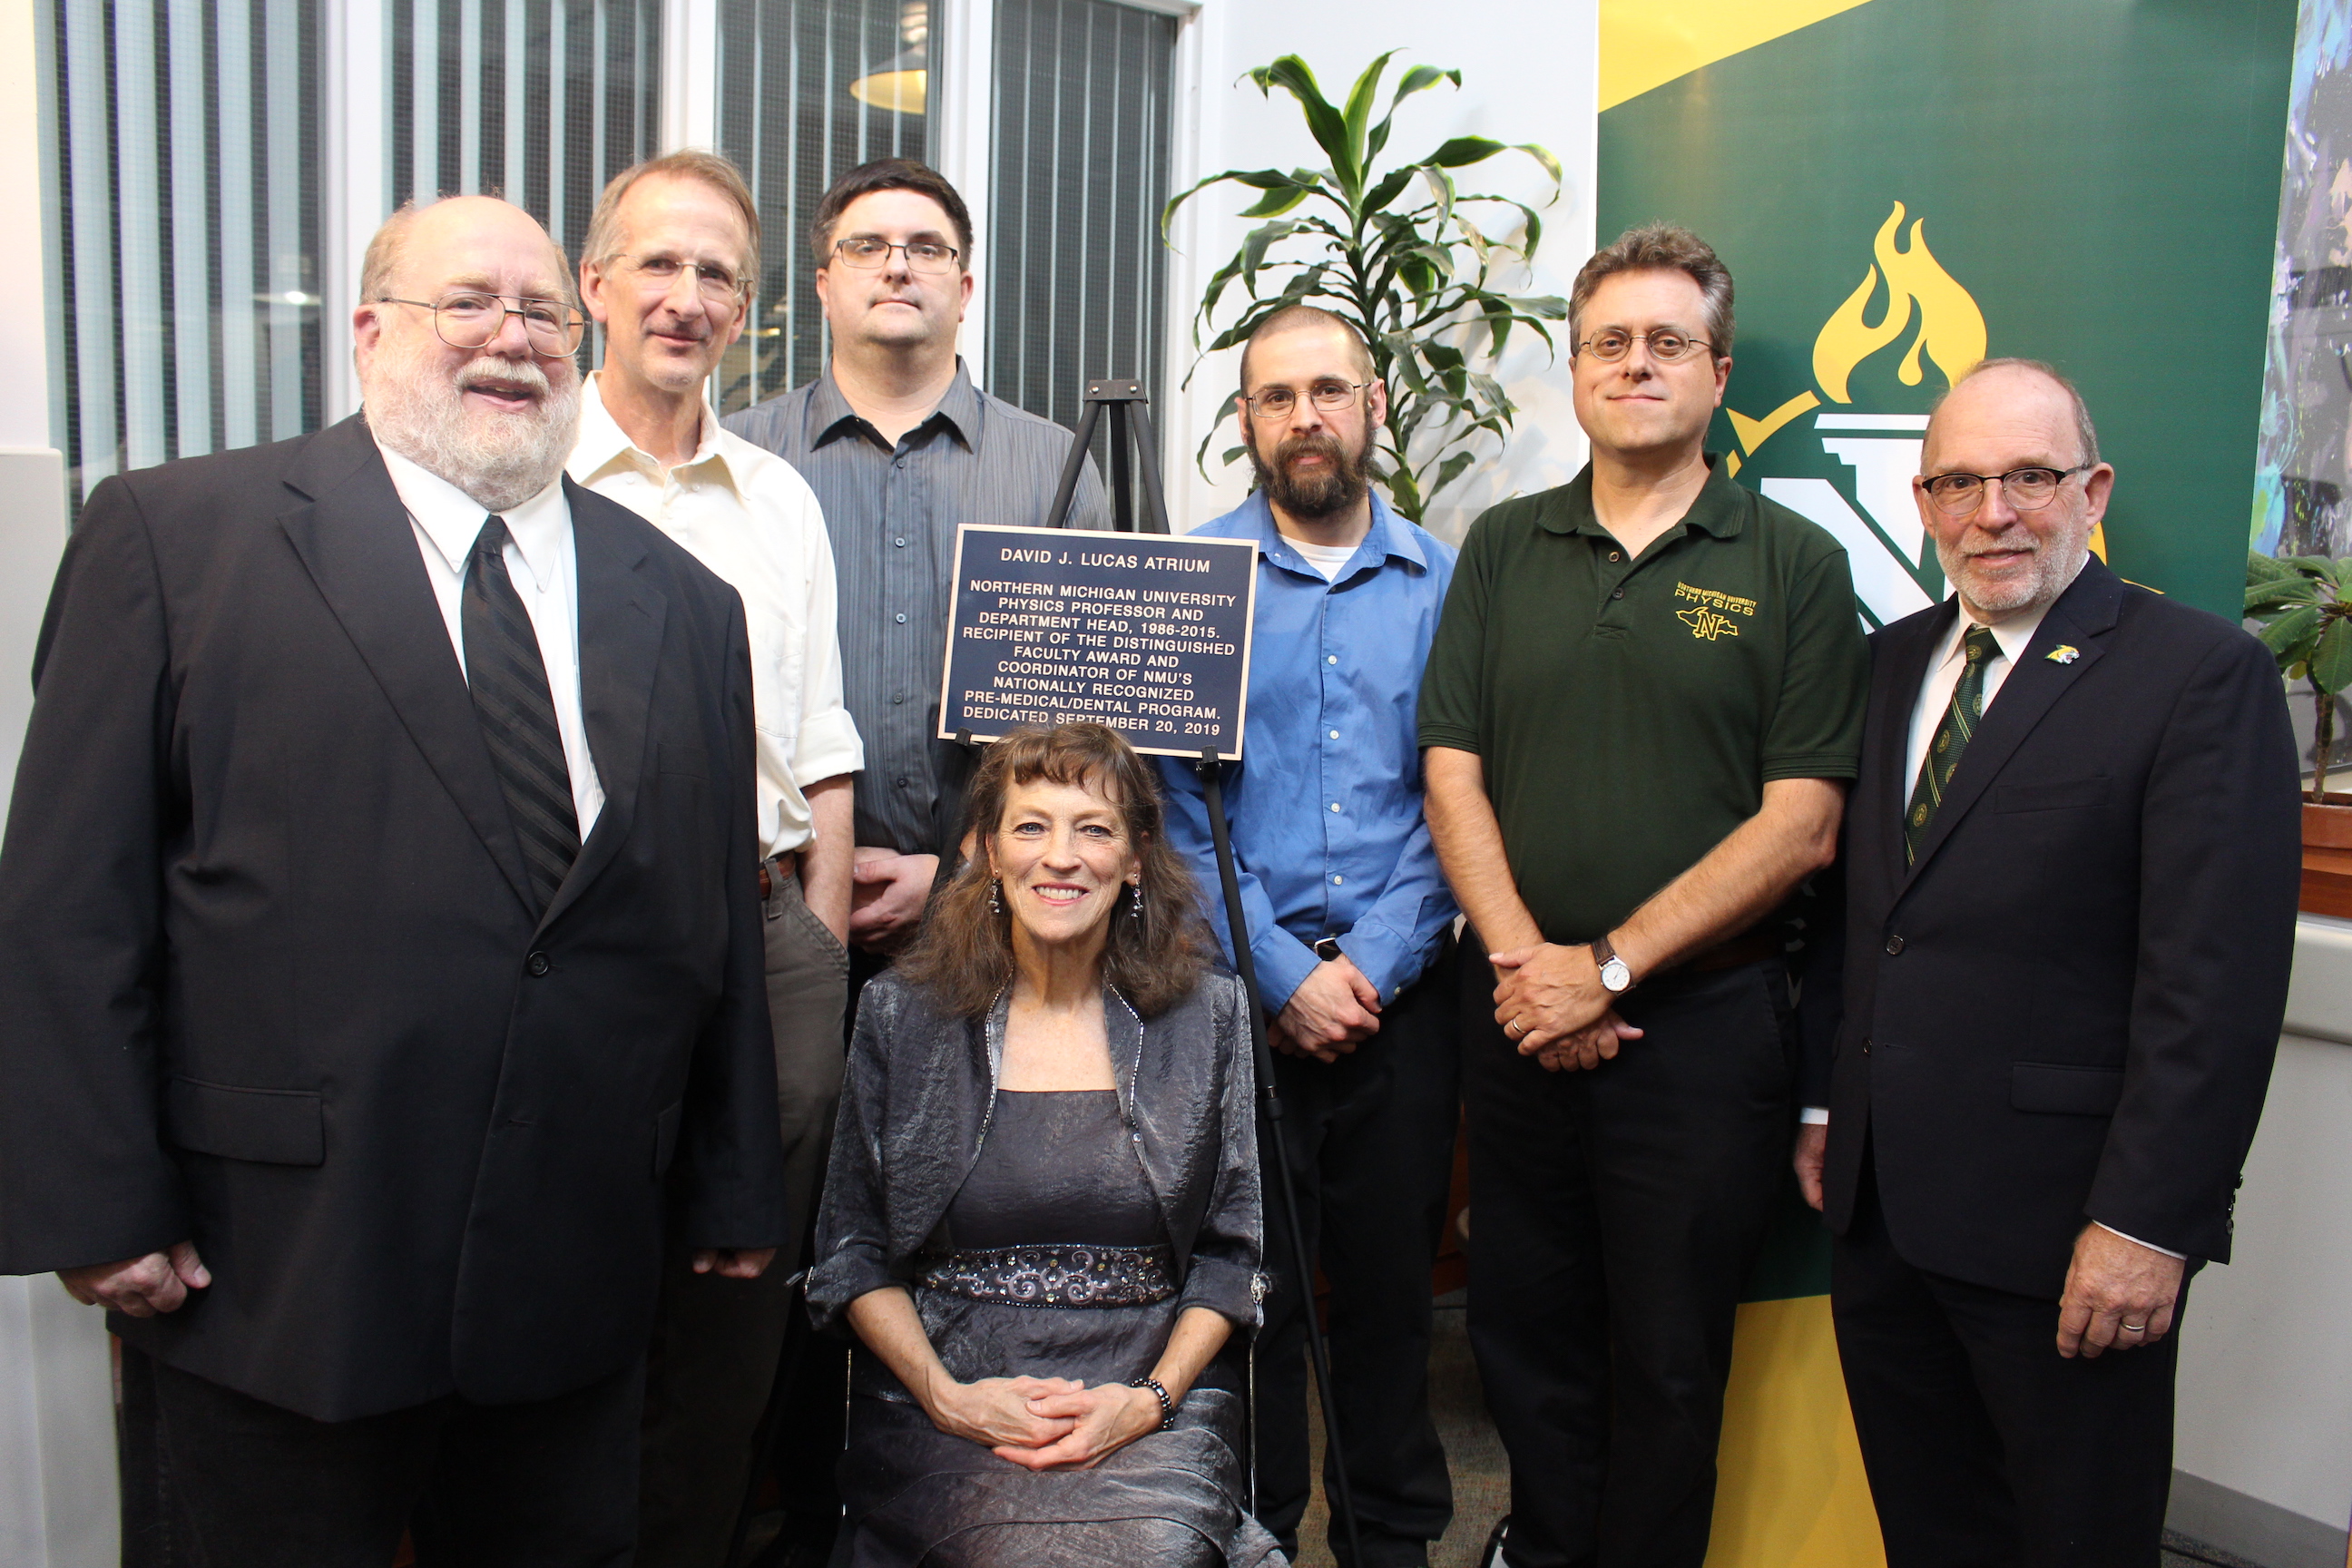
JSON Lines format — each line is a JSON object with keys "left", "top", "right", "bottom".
{"left": 386, "top": 0, "right": 666, "bottom": 372}
{"left": 989, "top": 0, "right": 1175, "bottom": 469}
{"left": 44, "top": 0, "right": 323, "bottom": 509}
{"left": 713, "top": 0, "right": 933, "bottom": 416}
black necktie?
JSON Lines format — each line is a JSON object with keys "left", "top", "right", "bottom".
{"left": 463, "top": 514, "right": 579, "bottom": 913}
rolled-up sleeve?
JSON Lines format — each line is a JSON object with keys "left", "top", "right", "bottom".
{"left": 789, "top": 493, "right": 864, "bottom": 791}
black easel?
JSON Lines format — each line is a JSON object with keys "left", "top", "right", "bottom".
{"left": 1044, "top": 377, "right": 1367, "bottom": 1563}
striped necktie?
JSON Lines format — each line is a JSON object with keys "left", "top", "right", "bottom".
{"left": 463, "top": 514, "right": 579, "bottom": 914}
{"left": 1904, "top": 623, "right": 1998, "bottom": 866}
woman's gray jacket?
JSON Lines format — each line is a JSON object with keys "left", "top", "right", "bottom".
{"left": 805, "top": 968, "right": 1263, "bottom": 1334}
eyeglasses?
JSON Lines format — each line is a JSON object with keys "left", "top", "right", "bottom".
{"left": 1573, "top": 328, "right": 1717, "bottom": 365}
{"left": 377, "top": 292, "right": 586, "bottom": 358}
{"left": 830, "top": 237, "right": 961, "bottom": 275}
{"left": 612, "top": 254, "right": 749, "bottom": 302}
{"left": 1241, "top": 380, "right": 1375, "bottom": 420}
{"left": 1920, "top": 465, "right": 2093, "bottom": 516}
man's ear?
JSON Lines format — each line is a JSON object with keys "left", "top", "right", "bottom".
{"left": 579, "top": 259, "right": 614, "bottom": 328}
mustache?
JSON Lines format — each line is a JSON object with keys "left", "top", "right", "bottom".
{"left": 454, "top": 357, "right": 554, "bottom": 399}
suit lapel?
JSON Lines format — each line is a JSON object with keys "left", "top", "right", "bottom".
{"left": 277, "top": 417, "right": 536, "bottom": 916}
{"left": 538, "top": 482, "right": 666, "bottom": 932}
{"left": 1899, "top": 560, "right": 2123, "bottom": 890}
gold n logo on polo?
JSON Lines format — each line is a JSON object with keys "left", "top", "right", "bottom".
{"left": 1673, "top": 581, "right": 1756, "bottom": 642}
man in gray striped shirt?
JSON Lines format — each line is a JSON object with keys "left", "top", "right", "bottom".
{"left": 725, "top": 159, "right": 1109, "bottom": 976}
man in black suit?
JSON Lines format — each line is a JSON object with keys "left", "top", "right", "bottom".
{"left": 1794, "top": 358, "right": 2300, "bottom": 1565}
{"left": 0, "top": 195, "right": 788, "bottom": 1566}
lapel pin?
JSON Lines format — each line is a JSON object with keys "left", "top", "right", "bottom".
{"left": 2046, "top": 644, "right": 2080, "bottom": 665}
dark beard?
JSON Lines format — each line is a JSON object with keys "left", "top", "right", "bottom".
{"left": 1249, "top": 430, "right": 1371, "bottom": 520}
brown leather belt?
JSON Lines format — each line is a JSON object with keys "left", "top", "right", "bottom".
{"left": 755, "top": 849, "right": 800, "bottom": 901}
{"left": 1681, "top": 928, "right": 1781, "bottom": 974}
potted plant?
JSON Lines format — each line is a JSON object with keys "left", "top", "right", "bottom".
{"left": 1163, "top": 53, "right": 1565, "bottom": 524}
{"left": 2247, "top": 549, "right": 2352, "bottom": 845}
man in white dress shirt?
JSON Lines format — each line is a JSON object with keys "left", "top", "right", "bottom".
{"left": 566, "top": 150, "right": 864, "bottom": 1568}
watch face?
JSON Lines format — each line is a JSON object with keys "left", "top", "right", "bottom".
{"left": 1600, "top": 956, "right": 1632, "bottom": 993}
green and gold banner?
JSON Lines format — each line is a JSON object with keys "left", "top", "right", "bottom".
{"left": 1596, "top": 3, "right": 2296, "bottom": 1563}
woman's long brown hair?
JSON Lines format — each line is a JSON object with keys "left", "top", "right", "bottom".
{"left": 896, "top": 723, "right": 1212, "bottom": 1018}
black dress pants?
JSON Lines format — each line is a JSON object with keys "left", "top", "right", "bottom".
{"left": 1831, "top": 1162, "right": 2180, "bottom": 1567}
{"left": 1460, "top": 937, "right": 1793, "bottom": 1568}
{"left": 1257, "top": 950, "right": 1459, "bottom": 1568}
{"left": 130, "top": 1342, "right": 643, "bottom": 1568}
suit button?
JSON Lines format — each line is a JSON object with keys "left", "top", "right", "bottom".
{"left": 526, "top": 951, "right": 552, "bottom": 977}
{"left": 1884, "top": 935, "right": 1906, "bottom": 956}
{"left": 1861, "top": 1036, "right": 1872, "bottom": 1055}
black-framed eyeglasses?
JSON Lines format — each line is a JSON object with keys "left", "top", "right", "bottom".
{"left": 829, "top": 237, "right": 961, "bottom": 275}
{"left": 1920, "top": 464, "right": 2093, "bottom": 516}
{"left": 377, "top": 292, "right": 587, "bottom": 358}
{"left": 1242, "top": 380, "right": 1375, "bottom": 420}
{"left": 1573, "top": 328, "right": 1717, "bottom": 365}
{"left": 611, "top": 254, "right": 750, "bottom": 303}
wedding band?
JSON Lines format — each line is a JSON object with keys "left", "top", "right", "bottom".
{"left": 1507, "top": 1018, "right": 1524, "bottom": 1038}
{"left": 2122, "top": 1320, "right": 2147, "bottom": 1332}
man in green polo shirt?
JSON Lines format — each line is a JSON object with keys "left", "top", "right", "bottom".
{"left": 1420, "top": 221, "right": 1867, "bottom": 1568}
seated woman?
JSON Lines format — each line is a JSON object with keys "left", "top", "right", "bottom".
{"left": 806, "top": 722, "right": 1283, "bottom": 1567}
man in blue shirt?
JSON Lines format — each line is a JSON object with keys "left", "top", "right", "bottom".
{"left": 1160, "top": 306, "right": 1460, "bottom": 1568}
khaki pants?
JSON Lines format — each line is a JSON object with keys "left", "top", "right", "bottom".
{"left": 635, "top": 865, "right": 850, "bottom": 1568}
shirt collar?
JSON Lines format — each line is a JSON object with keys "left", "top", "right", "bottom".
{"left": 378, "top": 437, "right": 570, "bottom": 594}
{"left": 1236, "top": 487, "right": 1429, "bottom": 579}
{"left": 1541, "top": 456, "right": 1746, "bottom": 541}
{"left": 1933, "top": 553, "right": 2092, "bottom": 673}
{"left": 570, "top": 371, "right": 740, "bottom": 495}
{"left": 807, "top": 358, "right": 982, "bottom": 453}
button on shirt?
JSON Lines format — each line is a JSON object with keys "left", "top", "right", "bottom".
{"left": 1158, "top": 493, "right": 1460, "bottom": 1012}
{"left": 568, "top": 374, "right": 864, "bottom": 857}
{"left": 723, "top": 362, "right": 1110, "bottom": 854}
{"left": 380, "top": 443, "right": 604, "bottom": 837}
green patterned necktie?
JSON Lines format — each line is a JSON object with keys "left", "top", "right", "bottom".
{"left": 1905, "top": 624, "right": 1999, "bottom": 865}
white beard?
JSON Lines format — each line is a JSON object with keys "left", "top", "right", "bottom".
{"left": 362, "top": 336, "right": 583, "bottom": 514}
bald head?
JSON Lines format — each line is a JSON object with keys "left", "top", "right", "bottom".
{"left": 359, "top": 195, "right": 575, "bottom": 310}
{"left": 1923, "top": 358, "right": 2098, "bottom": 473}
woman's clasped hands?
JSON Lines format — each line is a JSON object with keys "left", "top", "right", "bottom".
{"left": 927, "top": 1373, "right": 1166, "bottom": 1470}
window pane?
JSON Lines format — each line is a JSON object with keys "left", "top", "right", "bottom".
{"left": 45, "top": 0, "right": 324, "bottom": 510}
{"left": 988, "top": 0, "right": 1175, "bottom": 481}
{"left": 715, "top": 0, "right": 933, "bottom": 416}
{"left": 387, "top": 0, "right": 664, "bottom": 372}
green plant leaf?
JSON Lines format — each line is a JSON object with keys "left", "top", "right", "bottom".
{"left": 1340, "top": 51, "right": 1400, "bottom": 170}
{"left": 1251, "top": 57, "right": 1358, "bottom": 195}
{"left": 1367, "top": 64, "right": 1460, "bottom": 164}
{"left": 2247, "top": 550, "right": 2300, "bottom": 585}
{"left": 2290, "top": 554, "right": 2341, "bottom": 585}
{"left": 2259, "top": 603, "right": 2325, "bottom": 662}
{"left": 1423, "top": 136, "right": 1509, "bottom": 169}
{"left": 2315, "top": 615, "right": 2352, "bottom": 695}
{"left": 2247, "top": 578, "right": 2322, "bottom": 613}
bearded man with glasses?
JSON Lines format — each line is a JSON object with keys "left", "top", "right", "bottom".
{"left": 562, "top": 151, "right": 867, "bottom": 1568}
{"left": 0, "top": 194, "right": 787, "bottom": 1564}
{"left": 1796, "top": 358, "right": 2298, "bottom": 1565}
{"left": 1419, "top": 221, "right": 1868, "bottom": 1568}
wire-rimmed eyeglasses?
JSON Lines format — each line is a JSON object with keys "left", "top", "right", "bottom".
{"left": 1241, "top": 380, "right": 1374, "bottom": 420}
{"left": 1573, "top": 328, "right": 1718, "bottom": 365}
{"left": 377, "top": 292, "right": 587, "bottom": 358}
{"left": 610, "top": 254, "right": 750, "bottom": 303}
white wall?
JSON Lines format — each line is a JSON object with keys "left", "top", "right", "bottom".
{"left": 0, "top": 0, "right": 112, "bottom": 1561}
{"left": 2173, "top": 917, "right": 2352, "bottom": 1560}
{"left": 1159, "top": 0, "right": 1599, "bottom": 543}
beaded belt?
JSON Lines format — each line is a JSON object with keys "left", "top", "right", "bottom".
{"left": 916, "top": 1244, "right": 1176, "bottom": 1308}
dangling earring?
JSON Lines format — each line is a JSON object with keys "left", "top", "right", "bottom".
{"left": 1129, "top": 883, "right": 1143, "bottom": 917}
{"left": 989, "top": 879, "right": 1003, "bottom": 915}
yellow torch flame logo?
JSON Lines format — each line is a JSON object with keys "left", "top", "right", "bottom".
{"left": 1812, "top": 201, "right": 1986, "bottom": 403}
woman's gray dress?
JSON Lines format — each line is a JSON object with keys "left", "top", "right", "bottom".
{"left": 808, "top": 972, "right": 1284, "bottom": 1568}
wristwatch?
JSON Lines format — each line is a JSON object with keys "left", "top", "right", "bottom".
{"left": 1591, "top": 935, "right": 1634, "bottom": 995}
{"left": 1313, "top": 936, "right": 1345, "bottom": 962}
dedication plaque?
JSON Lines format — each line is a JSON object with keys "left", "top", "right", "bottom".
{"left": 938, "top": 524, "right": 1258, "bottom": 760}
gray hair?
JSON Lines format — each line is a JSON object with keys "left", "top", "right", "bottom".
{"left": 1569, "top": 220, "right": 1734, "bottom": 357}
